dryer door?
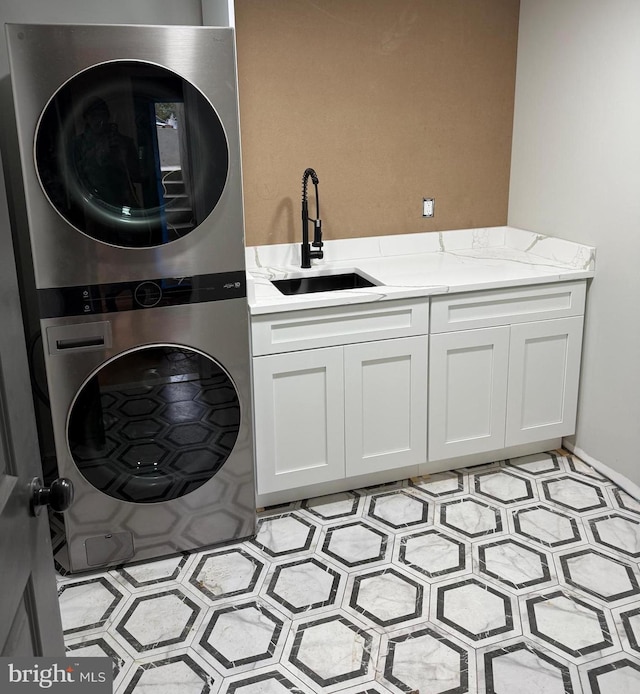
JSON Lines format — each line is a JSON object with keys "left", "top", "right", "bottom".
{"left": 36, "top": 61, "right": 229, "bottom": 248}
{"left": 67, "top": 345, "right": 240, "bottom": 503}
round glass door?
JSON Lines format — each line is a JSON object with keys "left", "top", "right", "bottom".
{"left": 36, "top": 61, "right": 229, "bottom": 247}
{"left": 67, "top": 346, "right": 240, "bottom": 503}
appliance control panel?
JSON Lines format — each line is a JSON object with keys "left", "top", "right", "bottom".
{"left": 38, "top": 271, "right": 246, "bottom": 318}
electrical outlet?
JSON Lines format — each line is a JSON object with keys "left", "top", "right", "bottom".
{"left": 422, "top": 198, "right": 434, "bottom": 217}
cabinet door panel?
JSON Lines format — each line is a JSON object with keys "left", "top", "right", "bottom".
{"left": 253, "top": 347, "right": 345, "bottom": 494}
{"left": 345, "top": 336, "right": 428, "bottom": 476}
{"left": 506, "top": 316, "right": 583, "bottom": 446}
{"left": 429, "top": 327, "right": 510, "bottom": 460}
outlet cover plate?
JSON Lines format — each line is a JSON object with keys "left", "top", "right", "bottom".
{"left": 423, "top": 198, "right": 434, "bottom": 217}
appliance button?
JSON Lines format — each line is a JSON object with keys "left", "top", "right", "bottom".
{"left": 134, "top": 281, "right": 162, "bottom": 308}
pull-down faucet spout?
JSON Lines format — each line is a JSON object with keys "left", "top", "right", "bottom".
{"left": 301, "top": 167, "right": 323, "bottom": 269}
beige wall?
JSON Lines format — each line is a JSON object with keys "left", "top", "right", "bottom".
{"left": 235, "top": 0, "right": 520, "bottom": 247}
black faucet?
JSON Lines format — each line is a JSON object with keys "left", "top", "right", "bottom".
{"left": 301, "top": 168, "right": 323, "bottom": 268}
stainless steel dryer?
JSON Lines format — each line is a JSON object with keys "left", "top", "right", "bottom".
{"left": 6, "top": 23, "right": 245, "bottom": 287}
{"left": 40, "top": 275, "right": 255, "bottom": 573}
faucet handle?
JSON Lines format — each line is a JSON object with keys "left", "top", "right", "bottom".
{"left": 312, "top": 219, "right": 323, "bottom": 249}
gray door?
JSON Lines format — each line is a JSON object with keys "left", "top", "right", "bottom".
{"left": 0, "top": 161, "right": 64, "bottom": 656}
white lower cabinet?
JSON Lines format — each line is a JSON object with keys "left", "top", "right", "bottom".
{"left": 344, "top": 336, "right": 428, "bottom": 476}
{"left": 253, "top": 346, "right": 345, "bottom": 495}
{"left": 505, "top": 316, "right": 584, "bottom": 446}
{"left": 252, "top": 281, "right": 587, "bottom": 498}
{"left": 429, "top": 326, "right": 510, "bottom": 460}
{"left": 253, "top": 336, "right": 428, "bottom": 495}
{"left": 428, "top": 316, "right": 584, "bottom": 461}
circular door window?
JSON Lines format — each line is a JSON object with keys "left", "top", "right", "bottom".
{"left": 36, "top": 61, "right": 229, "bottom": 248}
{"left": 67, "top": 345, "right": 240, "bottom": 503}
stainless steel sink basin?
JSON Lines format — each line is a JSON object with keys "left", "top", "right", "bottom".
{"left": 271, "top": 272, "right": 378, "bottom": 296}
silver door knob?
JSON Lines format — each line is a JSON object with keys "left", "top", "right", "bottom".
{"left": 30, "top": 477, "right": 74, "bottom": 516}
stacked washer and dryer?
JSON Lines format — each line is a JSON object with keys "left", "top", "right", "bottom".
{"left": 7, "top": 23, "right": 256, "bottom": 572}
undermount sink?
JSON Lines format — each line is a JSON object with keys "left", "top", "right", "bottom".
{"left": 271, "top": 272, "right": 379, "bottom": 296}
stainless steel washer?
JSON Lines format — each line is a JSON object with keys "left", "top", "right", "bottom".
{"left": 40, "top": 277, "right": 255, "bottom": 573}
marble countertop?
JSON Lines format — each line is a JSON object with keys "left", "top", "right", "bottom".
{"left": 246, "top": 226, "right": 596, "bottom": 315}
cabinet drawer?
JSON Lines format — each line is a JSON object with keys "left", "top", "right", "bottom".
{"left": 251, "top": 299, "right": 429, "bottom": 355}
{"left": 430, "top": 281, "right": 586, "bottom": 333}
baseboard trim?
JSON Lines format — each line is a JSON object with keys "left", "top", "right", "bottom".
{"left": 563, "top": 441, "right": 640, "bottom": 502}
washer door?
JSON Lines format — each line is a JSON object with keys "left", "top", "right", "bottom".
{"left": 67, "top": 345, "right": 240, "bottom": 503}
{"left": 36, "top": 61, "right": 228, "bottom": 248}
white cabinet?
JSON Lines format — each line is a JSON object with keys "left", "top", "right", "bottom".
{"left": 344, "top": 336, "right": 428, "bottom": 476}
{"left": 251, "top": 297, "right": 430, "bottom": 496}
{"left": 429, "top": 326, "right": 510, "bottom": 460}
{"left": 428, "top": 281, "right": 586, "bottom": 462}
{"left": 253, "top": 347, "right": 345, "bottom": 495}
{"left": 253, "top": 335, "right": 428, "bottom": 495}
{"left": 251, "top": 281, "right": 588, "bottom": 498}
{"left": 506, "top": 316, "right": 584, "bottom": 446}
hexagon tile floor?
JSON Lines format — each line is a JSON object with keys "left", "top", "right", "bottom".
{"left": 54, "top": 450, "right": 640, "bottom": 694}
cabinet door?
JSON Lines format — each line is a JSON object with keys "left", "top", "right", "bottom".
{"left": 344, "top": 336, "right": 428, "bottom": 476}
{"left": 506, "top": 316, "right": 584, "bottom": 446}
{"left": 253, "top": 347, "right": 345, "bottom": 494}
{"left": 429, "top": 326, "right": 510, "bottom": 461}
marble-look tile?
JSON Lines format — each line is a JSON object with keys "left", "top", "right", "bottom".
{"left": 504, "top": 451, "right": 564, "bottom": 477}
{"left": 477, "top": 637, "right": 578, "bottom": 694}
{"left": 540, "top": 476, "right": 609, "bottom": 514}
{"left": 396, "top": 528, "right": 469, "bottom": 580}
{"left": 251, "top": 513, "right": 318, "bottom": 558}
{"left": 433, "top": 577, "right": 519, "bottom": 646}
{"left": 522, "top": 590, "right": 619, "bottom": 662}
{"left": 474, "top": 470, "right": 534, "bottom": 506}
{"left": 476, "top": 538, "right": 555, "bottom": 593}
{"left": 461, "top": 461, "right": 505, "bottom": 475}
{"left": 65, "top": 632, "right": 132, "bottom": 692}
{"left": 617, "top": 605, "right": 640, "bottom": 654}
{"left": 57, "top": 448, "right": 640, "bottom": 694}
{"left": 333, "top": 684, "right": 394, "bottom": 694}
{"left": 285, "top": 613, "right": 379, "bottom": 692}
{"left": 557, "top": 548, "right": 640, "bottom": 605}
{"left": 320, "top": 521, "right": 391, "bottom": 570}
{"left": 300, "top": 491, "right": 362, "bottom": 522}
{"left": 114, "top": 553, "right": 190, "bottom": 591}
{"left": 345, "top": 567, "right": 426, "bottom": 630}
{"left": 117, "top": 648, "right": 221, "bottom": 694}
{"left": 379, "top": 623, "right": 474, "bottom": 694}
{"left": 564, "top": 454, "right": 609, "bottom": 483}
{"left": 195, "top": 600, "right": 288, "bottom": 675}
{"left": 409, "top": 470, "right": 467, "bottom": 497}
{"left": 587, "top": 513, "right": 640, "bottom": 558}
{"left": 186, "top": 547, "right": 265, "bottom": 603}
{"left": 113, "top": 588, "right": 204, "bottom": 656}
{"left": 610, "top": 488, "right": 640, "bottom": 517}
{"left": 438, "top": 497, "right": 504, "bottom": 539}
{"left": 221, "top": 665, "right": 312, "bottom": 694}
{"left": 579, "top": 654, "right": 640, "bottom": 694}
{"left": 510, "top": 504, "right": 584, "bottom": 548}
{"left": 262, "top": 557, "right": 343, "bottom": 617}
{"left": 58, "top": 575, "right": 128, "bottom": 637}
{"left": 366, "top": 490, "right": 431, "bottom": 531}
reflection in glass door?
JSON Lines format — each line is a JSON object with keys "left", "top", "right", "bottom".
{"left": 67, "top": 346, "right": 240, "bottom": 503}
{"left": 36, "top": 61, "right": 229, "bottom": 248}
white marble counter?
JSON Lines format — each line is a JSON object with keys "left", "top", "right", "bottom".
{"left": 246, "top": 226, "right": 595, "bottom": 315}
